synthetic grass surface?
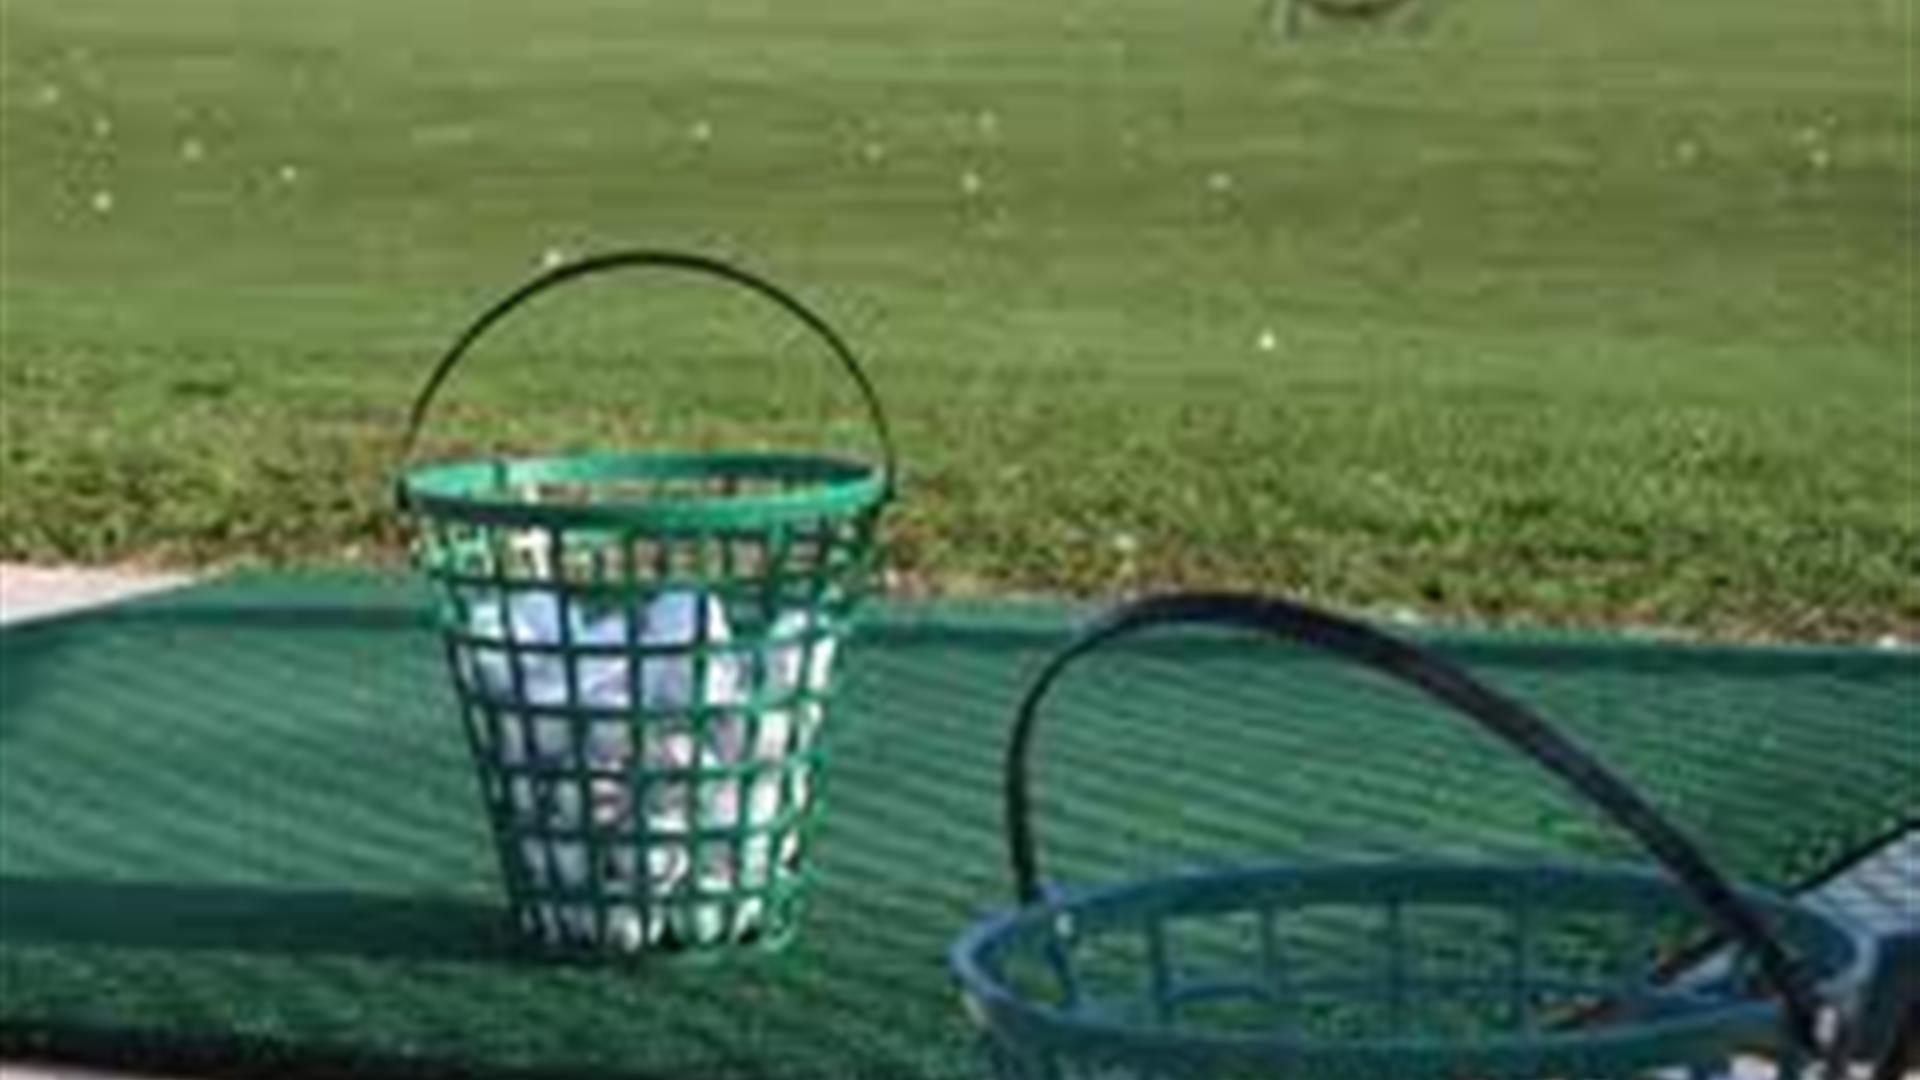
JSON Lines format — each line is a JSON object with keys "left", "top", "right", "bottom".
{"left": 1, "top": 0, "right": 1914, "bottom": 639}
{"left": 0, "top": 574, "right": 1913, "bottom": 1077}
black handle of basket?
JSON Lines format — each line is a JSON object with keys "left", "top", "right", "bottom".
{"left": 397, "top": 248, "right": 896, "bottom": 494}
{"left": 1005, "top": 590, "right": 1824, "bottom": 1053}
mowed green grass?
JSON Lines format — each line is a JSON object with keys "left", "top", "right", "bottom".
{"left": 0, "top": 0, "right": 1912, "bottom": 639}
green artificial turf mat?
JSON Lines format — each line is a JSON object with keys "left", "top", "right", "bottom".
{"left": 1, "top": 573, "right": 1913, "bottom": 1077}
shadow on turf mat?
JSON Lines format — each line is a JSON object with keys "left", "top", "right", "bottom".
{"left": 0, "top": 876, "right": 516, "bottom": 963}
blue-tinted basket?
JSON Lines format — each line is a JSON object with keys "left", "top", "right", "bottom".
{"left": 951, "top": 593, "right": 1866, "bottom": 1079}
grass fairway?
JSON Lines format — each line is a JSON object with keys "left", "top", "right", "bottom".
{"left": 1, "top": 0, "right": 1913, "bottom": 639}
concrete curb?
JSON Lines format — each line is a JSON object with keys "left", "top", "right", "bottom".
{"left": 0, "top": 564, "right": 194, "bottom": 627}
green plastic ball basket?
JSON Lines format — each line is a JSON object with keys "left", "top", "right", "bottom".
{"left": 952, "top": 593, "right": 1866, "bottom": 1078}
{"left": 396, "top": 250, "right": 894, "bottom": 957}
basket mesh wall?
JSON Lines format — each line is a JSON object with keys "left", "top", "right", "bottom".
{"left": 977, "top": 871, "right": 1841, "bottom": 1079}
{"left": 412, "top": 470, "right": 881, "bottom": 954}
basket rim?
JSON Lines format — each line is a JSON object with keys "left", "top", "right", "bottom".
{"left": 949, "top": 860, "right": 1865, "bottom": 1068}
{"left": 397, "top": 450, "right": 887, "bottom": 531}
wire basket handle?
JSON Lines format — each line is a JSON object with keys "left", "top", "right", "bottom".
{"left": 399, "top": 249, "right": 896, "bottom": 493}
{"left": 1006, "top": 590, "right": 1825, "bottom": 1052}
